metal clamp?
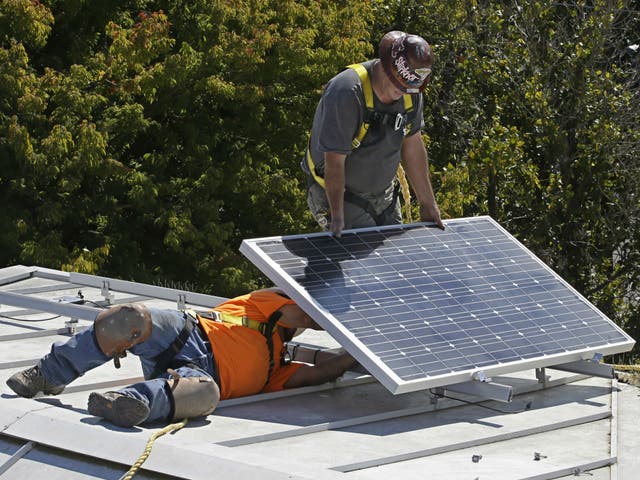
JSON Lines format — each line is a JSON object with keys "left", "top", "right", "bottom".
{"left": 101, "top": 280, "right": 114, "bottom": 304}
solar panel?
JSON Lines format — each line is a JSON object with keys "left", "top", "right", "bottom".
{"left": 240, "top": 216, "right": 635, "bottom": 394}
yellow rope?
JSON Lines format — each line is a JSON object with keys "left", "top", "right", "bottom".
{"left": 396, "top": 165, "right": 412, "bottom": 223}
{"left": 120, "top": 418, "right": 188, "bottom": 480}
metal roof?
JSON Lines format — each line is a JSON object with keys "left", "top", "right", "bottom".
{"left": 1, "top": 265, "right": 638, "bottom": 480}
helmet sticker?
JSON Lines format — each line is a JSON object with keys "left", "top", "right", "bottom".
{"left": 394, "top": 55, "right": 421, "bottom": 84}
{"left": 380, "top": 30, "right": 433, "bottom": 93}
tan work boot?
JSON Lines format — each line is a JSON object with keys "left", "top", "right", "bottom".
{"left": 6, "top": 365, "right": 65, "bottom": 398}
{"left": 87, "top": 391, "right": 150, "bottom": 427}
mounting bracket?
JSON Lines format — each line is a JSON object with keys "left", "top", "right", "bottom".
{"left": 434, "top": 371, "right": 513, "bottom": 403}
{"left": 550, "top": 353, "right": 614, "bottom": 379}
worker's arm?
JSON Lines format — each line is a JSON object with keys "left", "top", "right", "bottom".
{"left": 277, "top": 304, "right": 323, "bottom": 330}
{"left": 249, "top": 289, "right": 323, "bottom": 330}
{"left": 283, "top": 352, "right": 358, "bottom": 388}
{"left": 400, "top": 132, "right": 444, "bottom": 229}
{"left": 323, "top": 151, "right": 347, "bottom": 237}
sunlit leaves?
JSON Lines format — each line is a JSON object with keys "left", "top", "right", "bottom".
{"left": 0, "top": 0, "right": 54, "bottom": 49}
{"left": 106, "top": 11, "right": 174, "bottom": 75}
{"left": 1, "top": 0, "right": 638, "bottom": 332}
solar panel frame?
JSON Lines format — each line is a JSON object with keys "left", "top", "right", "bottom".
{"left": 240, "top": 216, "right": 635, "bottom": 394}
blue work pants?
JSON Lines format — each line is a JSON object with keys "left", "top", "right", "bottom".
{"left": 38, "top": 308, "right": 215, "bottom": 423}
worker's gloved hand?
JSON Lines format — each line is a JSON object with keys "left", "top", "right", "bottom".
{"left": 330, "top": 216, "right": 345, "bottom": 238}
{"left": 420, "top": 203, "right": 445, "bottom": 230}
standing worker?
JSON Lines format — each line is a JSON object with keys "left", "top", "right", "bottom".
{"left": 6, "top": 289, "right": 357, "bottom": 427}
{"left": 303, "top": 30, "right": 445, "bottom": 237}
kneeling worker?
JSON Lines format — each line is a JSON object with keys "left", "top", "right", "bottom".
{"left": 6, "top": 289, "right": 357, "bottom": 427}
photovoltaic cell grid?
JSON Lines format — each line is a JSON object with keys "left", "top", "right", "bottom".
{"left": 240, "top": 216, "right": 635, "bottom": 393}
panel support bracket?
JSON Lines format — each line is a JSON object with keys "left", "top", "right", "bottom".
{"left": 434, "top": 372, "right": 513, "bottom": 403}
{"left": 100, "top": 280, "right": 115, "bottom": 304}
{"left": 550, "top": 354, "right": 614, "bottom": 379}
{"left": 536, "top": 367, "right": 550, "bottom": 385}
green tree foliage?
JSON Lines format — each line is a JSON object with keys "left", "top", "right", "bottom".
{"left": 0, "top": 0, "right": 373, "bottom": 296}
{"left": 373, "top": 0, "right": 640, "bottom": 351}
{"left": 1, "top": 1, "right": 638, "bottom": 353}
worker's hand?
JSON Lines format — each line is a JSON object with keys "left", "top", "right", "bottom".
{"left": 330, "top": 216, "right": 345, "bottom": 238}
{"left": 420, "top": 203, "right": 445, "bottom": 230}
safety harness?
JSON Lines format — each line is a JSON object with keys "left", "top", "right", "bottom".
{"left": 149, "top": 316, "right": 197, "bottom": 379}
{"left": 305, "top": 63, "right": 414, "bottom": 225}
{"left": 186, "top": 308, "right": 285, "bottom": 384}
{"left": 149, "top": 307, "right": 285, "bottom": 384}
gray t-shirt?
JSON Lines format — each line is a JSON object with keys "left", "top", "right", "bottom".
{"left": 308, "top": 60, "right": 424, "bottom": 195}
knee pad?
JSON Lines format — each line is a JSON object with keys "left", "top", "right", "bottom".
{"left": 94, "top": 304, "right": 152, "bottom": 357}
{"left": 167, "top": 375, "right": 220, "bottom": 421}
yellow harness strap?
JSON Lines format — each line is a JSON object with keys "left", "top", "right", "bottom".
{"left": 348, "top": 63, "right": 375, "bottom": 149}
{"left": 187, "top": 308, "right": 283, "bottom": 384}
{"left": 347, "top": 63, "right": 413, "bottom": 148}
{"left": 348, "top": 63, "right": 415, "bottom": 223}
{"left": 306, "top": 148, "right": 326, "bottom": 187}
{"left": 186, "top": 309, "right": 270, "bottom": 335}
{"left": 306, "top": 63, "right": 414, "bottom": 189}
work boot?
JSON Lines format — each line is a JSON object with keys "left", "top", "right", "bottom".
{"left": 6, "top": 365, "right": 65, "bottom": 398}
{"left": 87, "top": 391, "right": 150, "bottom": 427}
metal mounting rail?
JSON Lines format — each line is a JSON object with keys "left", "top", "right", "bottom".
{"left": 0, "top": 290, "right": 100, "bottom": 321}
{"left": 0, "top": 441, "right": 36, "bottom": 476}
{"left": 0, "top": 266, "right": 229, "bottom": 313}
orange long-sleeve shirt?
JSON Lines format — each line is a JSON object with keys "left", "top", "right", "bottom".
{"left": 197, "top": 290, "right": 305, "bottom": 399}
